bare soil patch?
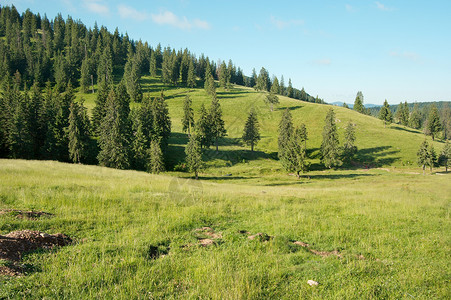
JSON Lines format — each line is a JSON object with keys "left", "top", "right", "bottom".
{"left": 0, "top": 209, "right": 53, "bottom": 220}
{"left": 0, "top": 230, "right": 71, "bottom": 276}
{"left": 293, "top": 240, "right": 342, "bottom": 258}
{"left": 183, "top": 227, "right": 223, "bottom": 249}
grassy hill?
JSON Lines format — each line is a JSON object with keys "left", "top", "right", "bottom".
{"left": 77, "top": 75, "right": 446, "bottom": 182}
{"left": 0, "top": 159, "right": 449, "bottom": 298}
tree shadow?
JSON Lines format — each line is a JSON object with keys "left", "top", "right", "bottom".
{"left": 355, "top": 146, "right": 400, "bottom": 167}
{"left": 276, "top": 105, "right": 303, "bottom": 111}
{"left": 216, "top": 90, "right": 249, "bottom": 99}
{"left": 263, "top": 173, "right": 377, "bottom": 186}
{"left": 390, "top": 125, "right": 422, "bottom": 135}
{"left": 202, "top": 148, "right": 277, "bottom": 166}
{"left": 197, "top": 175, "right": 256, "bottom": 181}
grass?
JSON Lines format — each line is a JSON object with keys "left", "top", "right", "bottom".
{"left": 0, "top": 159, "right": 450, "bottom": 298}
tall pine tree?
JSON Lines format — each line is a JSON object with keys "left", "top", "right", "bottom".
{"left": 182, "top": 94, "right": 194, "bottom": 135}
{"left": 242, "top": 108, "right": 260, "bottom": 152}
{"left": 209, "top": 95, "right": 227, "bottom": 151}
{"left": 321, "top": 108, "right": 342, "bottom": 168}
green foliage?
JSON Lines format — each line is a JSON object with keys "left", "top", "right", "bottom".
{"left": 379, "top": 99, "right": 393, "bottom": 127}
{"left": 321, "top": 108, "right": 342, "bottom": 168}
{"left": 124, "top": 52, "right": 143, "bottom": 103}
{"left": 417, "top": 140, "right": 437, "bottom": 174}
{"left": 287, "top": 78, "right": 293, "bottom": 98}
{"left": 209, "top": 95, "right": 227, "bottom": 151}
{"left": 278, "top": 109, "right": 294, "bottom": 160}
{"left": 185, "top": 134, "right": 203, "bottom": 179}
{"left": 395, "top": 101, "right": 409, "bottom": 126}
{"left": 342, "top": 122, "right": 357, "bottom": 163}
{"left": 426, "top": 104, "right": 441, "bottom": 141}
{"left": 148, "top": 139, "right": 165, "bottom": 174}
{"left": 270, "top": 76, "right": 280, "bottom": 95}
{"left": 68, "top": 100, "right": 90, "bottom": 163}
{"left": 182, "top": 95, "right": 194, "bottom": 135}
{"left": 438, "top": 140, "right": 450, "bottom": 172}
{"left": 256, "top": 67, "right": 270, "bottom": 92}
{"left": 195, "top": 104, "right": 213, "bottom": 149}
{"left": 264, "top": 93, "right": 279, "bottom": 112}
{"left": 187, "top": 59, "right": 196, "bottom": 88}
{"left": 242, "top": 108, "right": 260, "bottom": 152}
{"left": 280, "top": 123, "right": 309, "bottom": 178}
{"left": 409, "top": 103, "right": 422, "bottom": 129}
{"left": 353, "top": 91, "right": 365, "bottom": 114}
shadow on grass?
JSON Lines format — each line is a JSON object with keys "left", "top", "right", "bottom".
{"left": 197, "top": 175, "right": 256, "bottom": 181}
{"left": 390, "top": 125, "right": 421, "bottom": 135}
{"left": 355, "top": 146, "right": 400, "bottom": 167}
{"left": 216, "top": 90, "right": 249, "bottom": 99}
{"left": 276, "top": 105, "right": 304, "bottom": 111}
{"left": 263, "top": 172, "right": 377, "bottom": 186}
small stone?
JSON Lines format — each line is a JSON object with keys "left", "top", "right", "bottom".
{"left": 307, "top": 280, "right": 319, "bottom": 286}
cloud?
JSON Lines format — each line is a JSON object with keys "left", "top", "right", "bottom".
{"left": 151, "top": 10, "right": 210, "bottom": 30}
{"left": 270, "top": 16, "right": 304, "bottom": 29}
{"left": 314, "top": 59, "right": 331, "bottom": 66}
{"left": 118, "top": 4, "right": 148, "bottom": 21}
{"left": 84, "top": 0, "right": 109, "bottom": 15}
{"left": 375, "top": 1, "right": 394, "bottom": 11}
{"left": 389, "top": 51, "right": 420, "bottom": 61}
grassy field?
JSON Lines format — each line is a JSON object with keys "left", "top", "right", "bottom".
{"left": 0, "top": 159, "right": 450, "bottom": 298}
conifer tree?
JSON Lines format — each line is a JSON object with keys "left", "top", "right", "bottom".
{"left": 68, "top": 100, "right": 90, "bottom": 163}
{"left": 97, "top": 82, "right": 131, "bottom": 169}
{"left": 409, "top": 103, "right": 422, "bottom": 129}
{"left": 353, "top": 91, "right": 365, "bottom": 114}
{"left": 438, "top": 140, "right": 450, "bottom": 172}
{"left": 195, "top": 104, "right": 213, "bottom": 148}
{"left": 187, "top": 59, "right": 196, "bottom": 88}
{"left": 52, "top": 83, "right": 75, "bottom": 161}
{"left": 321, "top": 108, "right": 342, "bottom": 168}
{"left": 379, "top": 99, "right": 393, "bottom": 127}
{"left": 270, "top": 77, "right": 280, "bottom": 95}
{"left": 151, "top": 92, "right": 171, "bottom": 149}
{"left": 91, "top": 79, "right": 110, "bottom": 135}
{"left": 400, "top": 102, "right": 410, "bottom": 126}
{"left": 417, "top": 140, "right": 429, "bottom": 175}
{"left": 249, "top": 68, "right": 257, "bottom": 88}
{"left": 265, "top": 93, "right": 279, "bottom": 112}
{"left": 148, "top": 139, "right": 165, "bottom": 174}
{"left": 182, "top": 95, "right": 194, "bottom": 135}
{"left": 278, "top": 109, "right": 294, "bottom": 160}
{"left": 287, "top": 78, "right": 293, "bottom": 98}
{"left": 242, "top": 108, "right": 260, "bottom": 152}
{"left": 342, "top": 122, "right": 357, "bottom": 163}
{"left": 9, "top": 88, "right": 33, "bottom": 158}
{"left": 256, "top": 67, "right": 270, "bottom": 92}
{"left": 204, "top": 63, "right": 216, "bottom": 96}
{"left": 149, "top": 50, "right": 157, "bottom": 76}
{"left": 80, "top": 55, "right": 91, "bottom": 93}
{"left": 427, "top": 144, "right": 437, "bottom": 173}
{"left": 131, "top": 112, "right": 148, "bottom": 170}
{"left": 219, "top": 61, "right": 228, "bottom": 89}
{"left": 209, "top": 95, "right": 227, "bottom": 151}
{"left": 97, "top": 46, "right": 113, "bottom": 84}
{"left": 441, "top": 103, "right": 451, "bottom": 140}
{"left": 185, "top": 134, "right": 203, "bottom": 179}
{"left": 427, "top": 104, "right": 441, "bottom": 141}
{"left": 280, "top": 75, "right": 286, "bottom": 96}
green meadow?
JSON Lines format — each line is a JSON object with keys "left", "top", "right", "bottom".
{"left": 1, "top": 77, "right": 450, "bottom": 298}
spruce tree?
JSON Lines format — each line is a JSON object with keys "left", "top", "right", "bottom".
{"left": 270, "top": 77, "right": 280, "bottom": 95}
{"left": 256, "top": 67, "right": 270, "bottom": 91}
{"left": 287, "top": 78, "right": 293, "bottom": 98}
{"left": 91, "top": 79, "right": 110, "bottom": 135}
{"left": 182, "top": 95, "right": 194, "bottom": 135}
{"left": 195, "top": 104, "right": 213, "bottom": 149}
{"left": 353, "top": 91, "right": 365, "bottom": 114}
{"left": 149, "top": 50, "right": 157, "bottom": 76}
{"left": 80, "top": 56, "right": 91, "bottom": 93}
{"left": 409, "top": 103, "right": 422, "bottom": 129}
{"left": 400, "top": 101, "right": 410, "bottom": 126}
{"left": 379, "top": 99, "right": 393, "bottom": 127}
{"left": 187, "top": 59, "right": 196, "bottom": 88}
{"left": 242, "top": 108, "right": 260, "bottom": 152}
{"left": 219, "top": 61, "right": 228, "bottom": 89}
{"left": 265, "top": 93, "right": 279, "bottom": 112}
{"left": 321, "top": 108, "right": 342, "bottom": 168}
{"left": 97, "top": 46, "right": 113, "bottom": 84}
{"left": 131, "top": 112, "right": 148, "bottom": 170}
{"left": 68, "top": 100, "right": 90, "bottom": 163}
{"left": 151, "top": 92, "right": 171, "bottom": 149}
{"left": 185, "top": 134, "right": 203, "bottom": 179}
{"left": 427, "top": 144, "right": 437, "bottom": 173}
{"left": 342, "top": 122, "right": 357, "bottom": 163}
{"left": 9, "top": 88, "right": 33, "bottom": 158}
{"left": 427, "top": 104, "right": 441, "bottom": 141}
{"left": 438, "top": 141, "right": 450, "bottom": 172}
{"left": 148, "top": 139, "right": 165, "bottom": 174}
{"left": 209, "top": 95, "right": 227, "bottom": 151}
{"left": 278, "top": 108, "right": 294, "bottom": 160}
{"left": 417, "top": 140, "right": 429, "bottom": 175}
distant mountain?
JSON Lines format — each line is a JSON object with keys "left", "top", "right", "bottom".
{"left": 329, "top": 102, "right": 381, "bottom": 109}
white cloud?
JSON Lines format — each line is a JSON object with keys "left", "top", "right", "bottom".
{"left": 118, "top": 4, "right": 148, "bottom": 21}
{"left": 270, "top": 16, "right": 304, "bottom": 30}
{"left": 84, "top": 0, "right": 109, "bottom": 15}
{"left": 314, "top": 59, "right": 331, "bottom": 66}
{"left": 151, "top": 10, "right": 210, "bottom": 30}
{"left": 375, "top": 1, "right": 394, "bottom": 11}
{"left": 389, "top": 51, "right": 420, "bottom": 61}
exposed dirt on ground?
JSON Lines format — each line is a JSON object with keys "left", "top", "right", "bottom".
{"left": 293, "top": 240, "right": 342, "bottom": 258}
{"left": 0, "top": 230, "right": 72, "bottom": 276}
{"left": 0, "top": 209, "right": 53, "bottom": 220}
{"left": 247, "top": 232, "right": 273, "bottom": 241}
{"left": 182, "top": 227, "right": 223, "bottom": 249}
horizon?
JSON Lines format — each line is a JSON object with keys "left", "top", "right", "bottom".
{"left": 3, "top": 0, "right": 451, "bottom": 105}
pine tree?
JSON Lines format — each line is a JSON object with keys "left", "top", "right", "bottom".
{"left": 401, "top": 101, "right": 410, "bottom": 126}
{"left": 80, "top": 55, "right": 91, "bottom": 93}
{"left": 204, "top": 63, "right": 216, "bottom": 96}
{"left": 151, "top": 92, "right": 171, "bottom": 149}
{"left": 182, "top": 94, "right": 194, "bottom": 135}
{"left": 149, "top": 50, "right": 157, "bottom": 76}
{"left": 9, "top": 88, "right": 33, "bottom": 158}
{"left": 379, "top": 99, "right": 393, "bottom": 127}
{"left": 270, "top": 77, "right": 280, "bottom": 95}
{"left": 417, "top": 140, "right": 429, "bottom": 175}
{"left": 131, "top": 112, "right": 148, "bottom": 170}
{"left": 97, "top": 46, "right": 113, "bottom": 84}
{"left": 280, "top": 75, "right": 285, "bottom": 96}
{"left": 242, "top": 108, "right": 260, "bottom": 152}
{"left": 185, "top": 134, "right": 203, "bottom": 179}
{"left": 148, "top": 139, "right": 165, "bottom": 174}
{"left": 256, "top": 67, "right": 270, "bottom": 91}
{"left": 68, "top": 100, "right": 90, "bottom": 163}
{"left": 441, "top": 103, "right": 451, "bottom": 140}
{"left": 278, "top": 109, "right": 294, "bottom": 160}
{"left": 195, "top": 104, "right": 213, "bottom": 149}
{"left": 353, "top": 91, "right": 365, "bottom": 114}
{"left": 124, "top": 53, "right": 143, "bottom": 102}
{"left": 321, "top": 108, "right": 342, "bottom": 168}
{"left": 342, "top": 122, "right": 357, "bottom": 163}
{"left": 427, "top": 144, "right": 437, "bottom": 173}
{"left": 409, "top": 103, "right": 422, "bottom": 129}
{"left": 219, "top": 61, "right": 228, "bottom": 89}
{"left": 249, "top": 68, "right": 257, "bottom": 88}
{"left": 438, "top": 141, "right": 450, "bottom": 172}
{"left": 265, "top": 93, "right": 279, "bottom": 112}
{"left": 209, "top": 95, "right": 227, "bottom": 151}
{"left": 97, "top": 82, "right": 131, "bottom": 169}
{"left": 91, "top": 79, "right": 110, "bottom": 135}
{"left": 427, "top": 104, "right": 441, "bottom": 141}
{"left": 287, "top": 78, "right": 293, "bottom": 98}
{"left": 187, "top": 59, "right": 196, "bottom": 88}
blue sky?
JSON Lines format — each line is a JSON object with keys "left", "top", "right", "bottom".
{"left": 4, "top": 0, "right": 451, "bottom": 105}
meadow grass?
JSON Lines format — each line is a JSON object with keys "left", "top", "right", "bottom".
{"left": 1, "top": 159, "right": 449, "bottom": 298}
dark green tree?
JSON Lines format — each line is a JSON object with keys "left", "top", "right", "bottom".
{"left": 242, "top": 108, "right": 260, "bottom": 152}
{"left": 287, "top": 78, "right": 293, "bottom": 98}
{"left": 97, "top": 46, "right": 113, "bottom": 84}
{"left": 379, "top": 99, "right": 393, "bottom": 127}
{"left": 278, "top": 108, "right": 294, "bottom": 160}
{"left": 182, "top": 94, "right": 194, "bottom": 135}
{"left": 438, "top": 140, "right": 450, "bottom": 172}
{"left": 187, "top": 59, "right": 196, "bottom": 88}
{"left": 256, "top": 67, "right": 270, "bottom": 92}
{"left": 426, "top": 104, "right": 441, "bottom": 141}
{"left": 204, "top": 62, "right": 216, "bottom": 96}
{"left": 427, "top": 143, "right": 437, "bottom": 173}
{"left": 195, "top": 104, "right": 213, "bottom": 149}
{"left": 265, "top": 93, "right": 279, "bottom": 112}
{"left": 151, "top": 92, "right": 171, "bottom": 149}
{"left": 417, "top": 140, "right": 429, "bottom": 175}
{"left": 80, "top": 55, "right": 91, "bottom": 93}
{"left": 148, "top": 139, "right": 165, "bottom": 174}
{"left": 353, "top": 91, "right": 365, "bottom": 114}
{"left": 9, "top": 88, "right": 33, "bottom": 158}
{"left": 218, "top": 61, "right": 228, "bottom": 89}
{"left": 342, "top": 122, "right": 357, "bottom": 163}
{"left": 68, "top": 100, "right": 90, "bottom": 163}
{"left": 321, "top": 108, "right": 342, "bottom": 168}
{"left": 185, "top": 134, "right": 203, "bottom": 179}
{"left": 91, "top": 79, "right": 110, "bottom": 135}
{"left": 441, "top": 103, "right": 451, "bottom": 140}
{"left": 149, "top": 50, "right": 157, "bottom": 76}
{"left": 409, "top": 103, "right": 422, "bottom": 129}
{"left": 209, "top": 95, "right": 227, "bottom": 151}
{"left": 270, "top": 76, "right": 280, "bottom": 95}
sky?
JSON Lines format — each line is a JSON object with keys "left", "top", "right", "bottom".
{"left": 4, "top": 0, "right": 451, "bottom": 105}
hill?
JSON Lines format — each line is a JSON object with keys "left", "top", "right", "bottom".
{"left": 0, "top": 159, "right": 449, "bottom": 298}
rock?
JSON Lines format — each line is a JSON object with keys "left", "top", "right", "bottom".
{"left": 307, "top": 280, "right": 319, "bottom": 286}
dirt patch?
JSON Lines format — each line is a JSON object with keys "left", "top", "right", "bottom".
{"left": 293, "top": 241, "right": 342, "bottom": 258}
{"left": 0, "top": 209, "right": 53, "bottom": 220}
{"left": 248, "top": 232, "right": 273, "bottom": 242}
{"left": 194, "top": 227, "right": 222, "bottom": 239}
{"left": 0, "top": 230, "right": 71, "bottom": 276}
